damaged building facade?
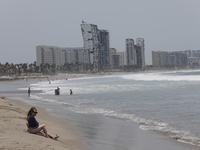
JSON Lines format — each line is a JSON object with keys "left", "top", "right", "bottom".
{"left": 36, "top": 21, "right": 110, "bottom": 69}
{"left": 81, "top": 21, "right": 110, "bottom": 69}
{"left": 125, "top": 38, "right": 145, "bottom": 69}
{"left": 36, "top": 21, "right": 130, "bottom": 71}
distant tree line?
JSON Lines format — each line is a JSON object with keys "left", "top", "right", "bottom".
{"left": 0, "top": 61, "right": 96, "bottom": 76}
{"left": 0, "top": 61, "right": 146, "bottom": 76}
{"left": 0, "top": 61, "right": 38, "bottom": 76}
{"left": 3, "top": 61, "right": 188, "bottom": 77}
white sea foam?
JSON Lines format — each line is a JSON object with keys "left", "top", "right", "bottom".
{"left": 69, "top": 75, "right": 118, "bottom": 81}
{"left": 57, "top": 101, "right": 78, "bottom": 107}
{"left": 29, "top": 94, "right": 57, "bottom": 103}
{"left": 120, "top": 71, "right": 200, "bottom": 81}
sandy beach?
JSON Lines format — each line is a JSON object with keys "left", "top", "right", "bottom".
{"left": 0, "top": 95, "right": 88, "bottom": 150}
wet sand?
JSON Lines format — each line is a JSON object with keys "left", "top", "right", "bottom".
{"left": 70, "top": 113, "right": 200, "bottom": 150}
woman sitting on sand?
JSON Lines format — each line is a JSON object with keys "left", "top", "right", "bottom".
{"left": 27, "top": 107, "right": 59, "bottom": 140}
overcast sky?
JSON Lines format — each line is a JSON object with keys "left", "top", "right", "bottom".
{"left": 0, "top": 0, "right": 200, "bottom": 65}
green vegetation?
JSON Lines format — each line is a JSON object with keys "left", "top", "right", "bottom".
{"left": 0, "top": 61, "right": 146, "bottom": 77}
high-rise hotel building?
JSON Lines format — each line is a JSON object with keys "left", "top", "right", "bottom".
{"left": 81, "top": 22, "right": 99, "bottom": 65}
{"left": 36, "top": 45, "right": 90, "bottom": 66}
{"left": 81, "top": 21, "right": 110, "bottom": 68}
{"left": 109, "top": 48, "right": 125, "bottom": 68}
{"left": 125, "top": 38, "right": 145, "bottom": 68}
{"left": 126, "top": 39, "right": 137, "bottom": 66}
{"left": 136, "top": 38, "right": 145, "bottom": 68}
{"left": 98, "top": 29, "right": 110, "bottom": 69}
{"left": 36, "top": 22, "right": 126, "bottom": 70}
{"left": 36, "top": 22, "right": 110, "bottom": 68}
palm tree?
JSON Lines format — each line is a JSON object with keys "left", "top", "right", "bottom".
{"left": 4, "top": 62, "right": 10, "bottom": 75}
{"left": 15, "top": 64, "right": 22, "bottom": 76}
{"left": 33, "top": 61, "right": 39, "bottom": 73}
{"left": 51, "top": 64, "right": 56, "bottom": 74}
{"left": 22, "top": 63, "right": 28, "bottom": 76}
{"left": 28, "top": 63, "right": 33, "bottom": 73}
{"left": 10, "top": 63, "right": 16, "bottom": 76}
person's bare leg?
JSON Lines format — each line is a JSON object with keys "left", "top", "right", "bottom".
{"left": 53, "top": 134, "right": 59, "bottom": 140}
{"left": 45, "top": 133, "right": 59, "bottom": 140}
{"left": 39, "top": 131, "right": 46, "bottom": 136}
{"left": 39, "top": 124, "right": 59, "bottom": 139}
{"left": 29, "top": 124, "right": 58, "bottom": 139}
{"left": 30, "top": 124, "right": 48, "bottom": 137}
{"left": 40, "top": 124, "right": 48, "bottom": 137}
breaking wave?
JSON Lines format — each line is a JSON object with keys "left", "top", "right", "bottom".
{"left": 120, "top": 70, "right": 200, "bottom": 81}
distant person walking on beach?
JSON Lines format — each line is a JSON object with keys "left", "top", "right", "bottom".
{"left": 70, "top": 89, "right": 73, "bottom": 95}
{"left": 28, "top": 87, "right": 31, "bottom": 96}
{"left": 27, "top": 107, "right": 59, "bottom": 140}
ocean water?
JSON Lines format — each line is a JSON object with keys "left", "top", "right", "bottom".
{"left": 1, "top": 70, "right": 200, "bottom": 148}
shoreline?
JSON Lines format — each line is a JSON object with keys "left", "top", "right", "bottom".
{"left": 1, "top": 68, "right": 200, "bottom": 82}
{"left": 79, "top": 113, "right": 200, "bottom": 150}
{"left": 0, "top": 96, "right": 89, "bottom": 150}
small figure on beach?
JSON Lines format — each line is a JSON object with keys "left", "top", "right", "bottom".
{"left": 28, "top": 87, "right": 31, "bottom": 96}
{"left": 27, "top": 107, "right": 59, "bottom": 140}
{"left": 70, "top": 89, "right": 73, "bottom": 95}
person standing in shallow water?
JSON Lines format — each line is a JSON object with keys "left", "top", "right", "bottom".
{"left": 28, "top": 87, "right": 31, "bottom": 96}
{"left": 27, "top": 107, "right": 59, "bottom": 140}
{"left": 70, "top": 89, "right": 73, "bottom": 95}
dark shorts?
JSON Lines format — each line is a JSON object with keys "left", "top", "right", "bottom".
{"left": 28, "top": 127, "right": 37, "bottom": 133}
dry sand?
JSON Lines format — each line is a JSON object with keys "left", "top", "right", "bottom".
{"left": 0, "top": 96, "right": 88, "bottom": 150}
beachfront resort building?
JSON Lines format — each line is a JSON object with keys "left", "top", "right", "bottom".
{"left": 36, "top": 21, "right": 146, "bottom": 70}
{"left": 182, "top": 50, "right": 200, "bottom": 66}
{"left": 126, "top": 39, "right": 136, "bottom": 66}
{"left": 136, "top": 38, "right": 145, "bottom": 69}
{"left": 125, "top": 38, "right": 145, "bottom": 69}
{"left": 109, "top": 48, "right": 117, "bottom": 67}
{"left": 117, "top": 52, "right": 125, "bottom": 67}
{"left": 80, "top": 22, "right": 99, "bottom": 65}
{"left": 152, "top": 51, "right": 188, "bottom": 68}
{"left": 81, "top": 21, "right": 110, "bottom": 69}
{"left": 109, "top": 48, "right": 125, "bottom": 68}
{"left": 98, "top": 29, "right": 110, "bottom": 69}
{"left": 36, "top": 45, "right": 90, "bottom": 66}
{"left": 152, "top": 50, "right": 200, "bottom": 68}
{"left": 36, "top": 22, "right": 111, "bottom": 69}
